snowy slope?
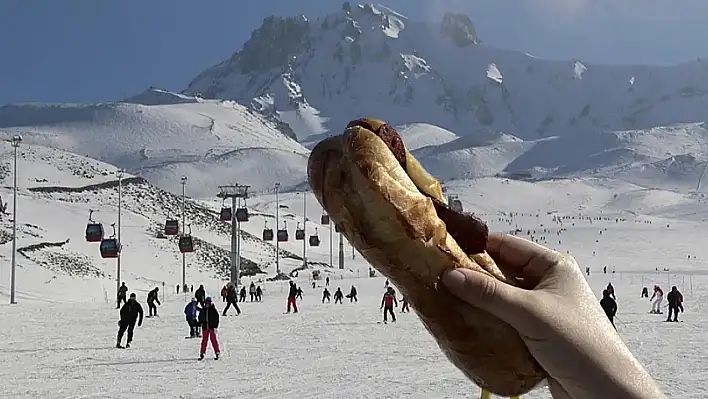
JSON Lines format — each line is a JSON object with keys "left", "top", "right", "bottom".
{"left": 184, "top": 3, "right": 708, "bottom": 142}
{"left": 0, "top": 91, "right": 307, "bottom": 194}
{"left": 0, "top": 141, "right": 367, "bottom": 304}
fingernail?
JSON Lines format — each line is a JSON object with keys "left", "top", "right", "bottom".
{"left": 442, "top": 269, "right": 467, "bottom": 291}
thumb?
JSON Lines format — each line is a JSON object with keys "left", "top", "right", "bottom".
{"left": 441, "top": 268, "right": 527, "bottom": 327}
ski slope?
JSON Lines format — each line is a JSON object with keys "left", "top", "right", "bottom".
{"left": 1, "top": 191, "right": 707, "bottom": 398}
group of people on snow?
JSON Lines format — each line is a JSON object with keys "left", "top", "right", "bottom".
{"left": 597, "top": 281, "right": 686, "bottom": 329}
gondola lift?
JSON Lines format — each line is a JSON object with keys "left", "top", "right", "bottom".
{"left": 85, "top": 209, "right": 104, "bottom": 243}
{"left": 178, "top": 224, "right": 194, "bottom": 253}
{"left": 164, "top": 218, "right": 179, "bottom": 236}
{"left": 262, "top": 221, "right": 274, "bottom": 241}
{"left": 277, "top": 221, "right": 289, "bottom": 242}
{"left": 320, "top": 212, "right": 330, "bottom": 225}
{"left": 295, "top": 222, "right": 305, "bottom": 240}
{"left": 99, "top": 223, "right": 121, "bottom": 259}
{"left": 219, "top": 199, "right": 232, "bottom": 222}
{"left": 309, "top": 228, "right": 321, "bottom": 247}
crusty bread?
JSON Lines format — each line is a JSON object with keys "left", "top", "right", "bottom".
{"left": 307, "top": 126, "right": 547, "bottom": 396}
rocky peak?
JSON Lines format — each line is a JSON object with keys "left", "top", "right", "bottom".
{"left": 441, "top": 13, "right": 479, "bottom": 47}
{"left": 235, "top": 15, "right": 311, "bottom": 75}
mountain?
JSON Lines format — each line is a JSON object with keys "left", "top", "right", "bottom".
{"left": 184, "top": 3, "right": 708, "bottom": 144}
{"left": 0, "top": 90, "right": 307, "bottom": 195}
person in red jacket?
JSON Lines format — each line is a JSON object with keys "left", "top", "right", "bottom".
{"left": 220, "top": 285, "right": 228, "bottom": 303}
{"left": 380, "top": 287, "right": 398, "bottom": 323}
{"left": 286, "top": 281, "right": 299, "bottom": 313}
{"left": 400, "top": 294, "right": 410, "bottom": 313}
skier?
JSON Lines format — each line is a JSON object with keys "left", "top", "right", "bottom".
{"left": 176, "top": 284, "right": 180, "bottom": 294}
{"left": 650, "top": 285, "right": 664, "bottom": 314}
{"left": 190, "top": 284, "right": 194, "bottom": 292}
{"left": 223, "top": 283, "right": 241, "bottom": 316}
{"left": 220, "top": 285, "right": 228, "bottom": 302}
{"left": 146, "top": 287, "right": 161, "bottom": 317}
{"left": 195, "top": 284, "right": 206, "bottom": 307}
{"left": 325, "top": 276, "right": 330, "bottom": 287}
{"left": 198, "top": 297, "right": 221, "bottom": 360}
{"left": 116, "top": 293, "right": 143, "bottom": 348}
{"left": 385, "top": 279, "right": 390, "bottom": 288}
{"left": 296, "top": 286, "right": 303, "bottom": 300}
{"left": 333, "top": 287, "right": 344, "bottom": 304}
{"left": 348, "top": 285, "right": 358, "bottom": 302}
{"left": 400, "top": 294, "right": 410, "bottom": 313}
{"left": 239, "top": 286, "right": 247, "bottom": 302}
{"left": 255, "top": 285, "right": 263, "bottom": 301}
{"left": 641, "top": 287, "right": 649, "bottom": 298}
{"left": 116, "top": 282, "right": 128, "bottom": 308}
{"left": 184, "top": 298, "right": 202, "bottom": 338}
{"left": 322, "top": 288, "right": 331, "bottom": 303}
{"left": 286, "top": 281, "right": 299, "bottom": 313}
{"left": 249, "top": 282, "right": 256, "bottom": 301}
{"left": 312, "top": 281, "right": 316, "bottom": 289}
{"left": 606, "top": 283, "right": 616, "bottom": 300}
{"left": 599, "top": 289, "right": 617, "bottom": 329}
{"left": 380, "top": 287, "right": 398, "bottom": 323}
{"left": 666, "top": 286, "right": 683, "bottom": 322}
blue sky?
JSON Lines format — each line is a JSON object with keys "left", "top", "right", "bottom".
{"left": 1, "top": 0, "right": 707, "bottom": 106}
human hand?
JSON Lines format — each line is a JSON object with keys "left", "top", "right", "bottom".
{"left": 441, "top": 233, "right": 666, "bottom": 399}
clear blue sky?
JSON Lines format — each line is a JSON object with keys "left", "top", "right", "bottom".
{"left": 1, "top": 0, "right": 707, "bottom": 106}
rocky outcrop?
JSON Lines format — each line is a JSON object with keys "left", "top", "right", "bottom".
{"left": 441, "top": 13, "right": 480, "bottom": 47}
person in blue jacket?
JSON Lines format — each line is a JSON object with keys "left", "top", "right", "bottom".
{"left": 184, "top": 298, "right": 202, "bottom": 338}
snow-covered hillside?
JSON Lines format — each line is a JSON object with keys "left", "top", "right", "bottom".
{"left": 0, "top": 140, "right": 367, "bottom": 303}
{"left": 184, "top": 3, "right": 708, "bottom": 142}
{"left": 0, "top": 91, "right": 306, "bottom": 194}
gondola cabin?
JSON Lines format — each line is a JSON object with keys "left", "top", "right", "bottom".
{"left": 164, "top": 219, "right": 179, "bottom": 236}
{"left": 320, "top": 213, "right": 330, "bottom": 225}
{"left": 220, "top": 207, "right": 232, "bottom": 222}
{"left": 85, "top": 223, "right": 104, "bottom": 242}
{"left": 263, "top": 227, "right": 274, "bottom": 241}
{"left": 235, "top": 207, "right": 249, "bottom": 222}
{"left": 309, "top": 234, "right": 320, "bottom": 247}
{"left": 178, "top": 235, "right": 194, "bottom": 253}
{"left": 295, "top": 224, "right": 305, "bottom": 240}
{"left": 450, "top": 199, "right": 463, "bottom": 213}
{"left": 100, "top": 239, "right": 120, "bottom": 258}
{"left": 277, "top": 227, "right": 289, "bottom": 242}
{"left": 335, "top": 223, "right": 342, "bottom": 233}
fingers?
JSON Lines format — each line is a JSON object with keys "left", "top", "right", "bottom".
{"left": 441, "top": 268, "right": 528, "bottom": 327}
{"left": 487, "top": 234, "right": 562, "bottom": 286}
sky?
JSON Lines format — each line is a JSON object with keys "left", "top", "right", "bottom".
{"left": 1, "top": 0, "right": 707, "bottom": 106}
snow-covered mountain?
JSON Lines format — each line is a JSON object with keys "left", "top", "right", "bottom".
{"left": 184, "top": 3, "right": 708, "bottom": 144}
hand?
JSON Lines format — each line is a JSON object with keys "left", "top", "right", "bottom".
{"left": 441, "top": 233, "right": 666, "bottom": 399}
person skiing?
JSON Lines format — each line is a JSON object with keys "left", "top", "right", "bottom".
{"left": 666, "top": 286, "right": 683, "bottom": 322}
{"left": 650, "top": 285, "right": 664, "bottom": 314}
{"left": 348, "top": 285, "right": 358, "bottom": 302}
{"left": 600, "top": 289, "right": 617, "bottom": 329}
{"left": 117, "top": 293, "right": 143, "bottom": 348}
{"left": 239, "top": 286, "right": 247, "bottom": 302}
{"left": 606, "top": 283, "right": 615, "bottom": 300}
{"left": 286, "top": 281, "right": 299, "bottom": 313}
{"left": 296, "top": 286, "right": 303, "bottom": 300}
{"left": 146, "top": 287, "right": 161, "bottom": 317}
{"left": 195, "top": 284, "right": 206, "bottom": 307}
{"left": 325, "top": 276, "right": 330, "bottom": 287}
{"left": 184, "top": 298, "right": 202, "bottom": 338}
{"left": 381, "top": 287, "right": 398, "bottom": 323}
{"left": 220, "top": 285, "right": 228, "bottom": 302}
{"left": 255, "top": 285, "right": 263, "bottom": 301}
{"left": 322, "top": 288, "right": 331, "bottom": 303}
{"left": 198, "top": 297, "right": 221, "bottom": 360}
{"left": 384, "top": 279, "right": 390, "bottom": 288}
{"left": 223, "top": 283, "right": 241, "bottom": 316}
{"left": 333, "top": 287, "right": 344, "bottom": 304}
{"left": 249, "top": 282, "right": 256, "bottom": 301}
{"left": 641, "top": 287, "right": 649, "bottom": 298}
{"left": 116, "top": 282, "right": 128, "bottom": 308}
{"left": 176, "top": 284, "right": 180, "bottom": 294}
{"left": 400, "top": 294, "right": 410, "bottom": 313}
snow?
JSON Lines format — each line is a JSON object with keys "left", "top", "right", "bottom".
{"left": 1, "top": 173, "right": 708, "bottom": 397}
{"left": 573, "top": 60, "right": 587, "bottom": 80}
{"left": 487, "top": 63, "right": 503, "bottom": 84}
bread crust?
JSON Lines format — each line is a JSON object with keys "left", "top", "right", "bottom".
{"left": 307, "top": 127, "right": 547, "bottom": 396}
